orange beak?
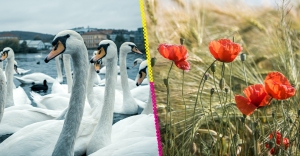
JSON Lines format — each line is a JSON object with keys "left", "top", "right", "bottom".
{"left": 45, "top": 41, "right": 65, "bottom": 63}
{"left": 90, "top": 47, "right": 106, "bottom": 63}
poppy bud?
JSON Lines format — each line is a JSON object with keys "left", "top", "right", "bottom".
{"left": 219, "top": 78, "right": 225, "bottom": 90}
{"left": 266, "top": 141, "right": 275, "bottom": 149}
{"left": 204, "top": 73, "right": 209, "bottom": 81}
{"left": 225, "top": 88, "right": 228, "bottom": 93}
{"left": 166, "top": 106, "right": 171, "bottom": 112}
{"left": 210, "top": 88, "right": 215, "bottom": 95}
{"left": 151, "top": 57, "right": 157, "bottom": 67}
{"left": 241, "top": 115, "right": 246, "bottom": 123}
{"left": 180, "top": 38, "right": 185, "bottom": 45}
{"left": 163, "top": 79, "right": 168, "bottom": 87}
{"left": 190, "top": 142, "right": 197, "bottom": 155}
{"left": 211, "top": 63, "right": 216, "bottom": 72}
{"left": 240, "top": 53, "right": 246, "bottom": 62}
{"left": 232, "top": 134, "right": 240, "bottom": 145}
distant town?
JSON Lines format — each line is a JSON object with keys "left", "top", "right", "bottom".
{"left": 0, "top": 27, "right": 145, "bottom": 53}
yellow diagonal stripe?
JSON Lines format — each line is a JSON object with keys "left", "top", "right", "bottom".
{"left": 139, "top": 0, "right": 153, "bottom": 82}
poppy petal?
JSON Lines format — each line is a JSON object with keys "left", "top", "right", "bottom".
{"left": 175, "top": 60, "right": 190, "bottom": 71}
{"left": 209, "top": 39, "right": 242, "bottom": 62}
{"left": 264, "top": 71, "right": 296, "bottom": 100}
{"left": 243, "top": 84, "right": 271, "bottom": 107}
{"left": 209, "top": 40, "right": 221, "bottom": 61}
{"left": 235, "top": 95, "right": 257, "bottom": 115}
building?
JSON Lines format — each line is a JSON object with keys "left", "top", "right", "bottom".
{"left": 134, "top": 28, "right": 144, "bottom": 47}
{"left": 0, "top": 32, "right": 18, "bottom": 41}
{"left": 44, "top": 42, "right": 52, "bottom": 50}
{"left": 81, "top": 31, "right": 107, "bottom": 49}
{"left": 19, "top": 40, "right": 45, "bottom": 50}
{"left": 71, "top": 26, "right": 98, "bottom": 35}
{"left": 108, "top": 30, "right": 135, "bottom": 42}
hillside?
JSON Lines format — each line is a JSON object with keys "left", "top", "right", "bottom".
{"left": 0, "top": 31, "right": 54, "bottom": 42}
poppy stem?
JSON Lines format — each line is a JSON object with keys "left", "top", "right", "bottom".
{"left": 166, "top": 61, "right": 174, "bottom": 152}
{"left": 212, "top": 72, "right": 222, "bottom": 104}
{"left": 242, "top": 61, "right": 248, "bottom": 86}
{"left": 190, "top": 60, "right": 217, "bottom": 146}
{"left": 181, "top": 70, "right": 187, "bottom": 155}
{"left": 229, "top": 62, "right": 233, "bottom": 102}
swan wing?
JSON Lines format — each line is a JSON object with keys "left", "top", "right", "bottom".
{"left": 13, "top": 86, "right": 31, "bottom": 105}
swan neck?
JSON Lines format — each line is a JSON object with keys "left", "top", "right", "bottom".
{"left": 63, "top": 54, "right": 72, "bottom": 93}
{"left": 5, "top": 58, "right": 14, "bottom": 107}
{"left": 0, "top": 68, "right": 6, "bottom": 122}
{"left": 86, "top": 63, "right": 96, "bottom": 108}
{"left": 87, "top": 55, "right": 118, "bottom": 154}
{"left": 55, "top": 57, "right": 63, "bottom": 83}
{"left": 52, "top": 45, "right": 88, "bottom": 156}
{"left": 142, "top": 88, "right": 153, "bottom": 114}
{"left": 119, "top": 50, "right": 137, "bottom": 113}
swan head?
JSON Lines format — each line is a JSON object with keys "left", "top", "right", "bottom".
{"left": 90, "top": 40, "right": 117, "bottom": 63}
{"left": 133, "top": 58, "right": 144, "bottom": 67}
{"left": 45, "top": 30, "right": 85, "bottom": 63}
{"left": 93, "top": 51, "right": 102, "bottom": 73}
{"left": 120, "top": 42, "right": 142, "bottom": 55}
{"left": 14, "top": 61, "right": 19, "bottom": 74}
{"left": 136, "top": 60, "right": 148, "bottom": 86}
{"left": 0, "top": 47, "right": 15, "bottom": 62}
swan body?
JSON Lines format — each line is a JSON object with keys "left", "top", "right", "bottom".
{"left": 0, "top": 107, "right": 62, "bottom": 137}
{"left": 99, "top": 66, "right": 120, "bottom": 74}
{"left": 14, "top": 73, "right": 56, "bottom": 84}
{"left": 13, "top": 86, "right": 31, "bottom": 105}
{"left": 131, "top": 85, "right": 149, "bottom": 103}
{"left": 98, "top": 76, "right": 137, "bottom": 91}
{"left": 90, "top": 137, "right": 157, "bottom": 156}
{"left": 14, "top": 56, "right": 63, "bottom": 84}
{"left": 30, "top": 91, "right": 92, "bottom": 116}
{"left": 14, "top": 68, "right": 30, "bottom": 75}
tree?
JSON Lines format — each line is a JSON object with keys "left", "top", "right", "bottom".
{"left": 114, "top": 34, "right": 126, "bottom": 52}
{"left": 19, "top": 41, "right": 28, "bottom": 53}
{"left": 0, "top": 39, "right": 19, "bottom": 52}
{"left": 33, "top": 36, "right": 42, "bottom": 40}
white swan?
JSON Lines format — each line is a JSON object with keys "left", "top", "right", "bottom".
{"left": 88, "top": 57, "right": 158, "bottom": 155}
{"left": 0, "top": 48, "right": 31, "bottom": 107}
{"left": 13, "top": 61, "right": 30, "bottom": 75}
{"left": 14, "top": 56, "right": 63, "bottom": 84}
{"left": 0, "top": 59, "right": 6, "bottom": 123}
{"left": 132, "top": 58, "right": 144, "bottom": 67}
{"left": 0, "top": 30, "right": 90, "bottom": 155}
{"left": 133, "top": 60, "right": 149, "bottom": 85}
{"left": 0, "top": 107, "right": 63, "bottom": 137}
{"left": 111, "top": 42, "right": 146, "bottom": 114}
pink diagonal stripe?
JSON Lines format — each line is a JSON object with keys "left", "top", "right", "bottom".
{"left": 150, "top": 82, "right": 163, "bottom": 156}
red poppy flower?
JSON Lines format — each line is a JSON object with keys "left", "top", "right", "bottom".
{"left": 235, "top": 84, "right": 271, "bottom": 116}
{"left": 264, "top": 71, "right": 296, "bottom": 100}
{"left": 265, "top": 131, "right": 289, "bottom": 155}
{"left": 209, "top": 39, "right": 242, "bottom": 62}
{"left": 157, "top": 43, "right": 190, "bottom": 71}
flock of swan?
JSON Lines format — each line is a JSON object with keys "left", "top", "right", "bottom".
{"left": 0, "top": 30, "right": 158, "bottom": 156}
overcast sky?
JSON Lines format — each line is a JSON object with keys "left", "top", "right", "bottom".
{"left": 0, "top": 0, "right": 142, "bottom": 35}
